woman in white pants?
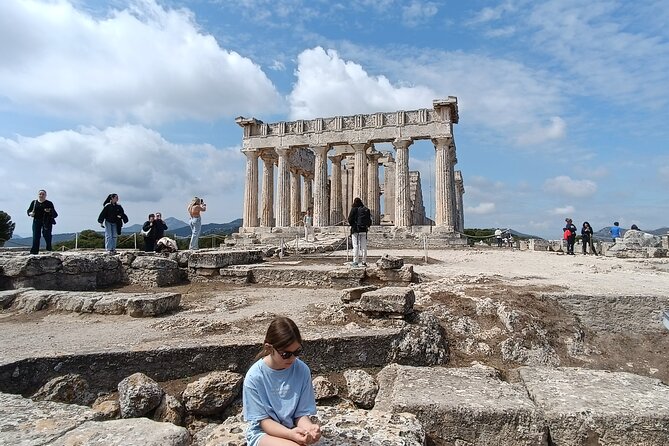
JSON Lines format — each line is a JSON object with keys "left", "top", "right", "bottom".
{"left": 347, "top": 197, "right": 370, "bottom": 267}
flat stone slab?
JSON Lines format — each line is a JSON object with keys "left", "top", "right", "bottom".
{"left": 188, "top": 250, "right": 263, "bottom": 269}
{"left": 375, "top": 364, "right": 547, "bottom": 445}
{"left": 52, "top": 418, "right": 190, "bottom": 446}
{"left": 357, "top": 286, "right": 415, "bottom": 316}
{"left": 0, "top": 391, "right": 100, "bottom": 446}
{"left": 519, "top": 367, "right": 669, "bottom": 445}
{"left": 193, "top": 406, "right": 425, "bottom": 445}
{"left": 7, "top": 289, "right": 180, "bottom": 317}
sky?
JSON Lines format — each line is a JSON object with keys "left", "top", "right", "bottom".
{"left": 1, "top": 0, "right": 668, "bottom": 239}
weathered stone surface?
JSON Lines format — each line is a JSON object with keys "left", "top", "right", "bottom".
{"left": 375, "top": 364, "right": 547, "bottom": 445}
{"left": 0, "top": 391, "right": 100, "bottom": 445}
{"left": 519, "top": 367, "right": 669, "bottom": 446}
{"left": 340, "top": 285, "right": 378, "bottom": 303}
{"left": 313, "top": 376, "right": 338, "bottom": 400}
{"left": 328, "top": 267, "right": 365, "bottom": 288}
{"left": 188, "top": 250, "right": 263, "bottom": 269}
{"left": 365, "top": 265, "right": 415, "bottom": 285}
{"left": 127, "top": 256, "right": 181, "bottom": 287}
{"left": 0, "top": 253, "right": 62, "bottom": 276}
{"left": 344, "top": 369, "right": 379, "bottom": 409}
{"left": 219, "top": 267, "right": 252, "bottom": 284}
{"left": 193, "top": 406, "right": 425, "bottom": 446}
{"left": 606, "top": 230, "right": 665, "bottom": 258}
{"left": 51, "top": 418, "right": 191, "bottom": 446}
{"left": 118, "top": 372, "right": 164, "bottom": 418}
{"left": 93, "top": 395, "right": 120, "bottom": 420}
{"left": 154, "top": 393, "right": 185, "bottom": 426}
{"left": 0, "top": 289, "right": 21, "bottom": 308}
{"left": 388, "top": 312, "right": 449, "bottom": 366}
{"left": 31, "top": 373, "right": 96, "bottom": 406}
{"left": 376, "top": 254, "right": 404, "bottom": 270}
{"left": 125, "top": 292, "right": 181, "bottom": 317}
{"left": 182, "top": 371, "right": 243, "bottom": 416}
{"left": 357, "top": 286, "right": 415, "bottom": 316}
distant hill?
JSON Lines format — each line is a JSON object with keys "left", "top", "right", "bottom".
{"left": 506, "top": 229, "right": 543, "bottom": 240}
{"left": 122, "top": 217, "right": 189, "bottom": 233}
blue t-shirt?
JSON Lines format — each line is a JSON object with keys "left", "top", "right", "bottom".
{"left": 243, "top": 358, "right": 316, "bottom": 433}
{"left": 610, "top": 226, "right": 621, "bottom": 238}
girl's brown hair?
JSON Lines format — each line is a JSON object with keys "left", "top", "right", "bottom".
{"left": 256, "top": 316, "right": 302, "bottom": 359}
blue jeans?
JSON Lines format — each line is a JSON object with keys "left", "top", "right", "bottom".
{"left": 189, "top": 216, "right": 201, "bottom": 250}
{"left": 104, "top": 221, "right": 118, "bottom": 251}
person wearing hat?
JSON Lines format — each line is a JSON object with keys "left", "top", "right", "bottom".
{"left": 563, "top": 218, "right": 577, "bottom": 255}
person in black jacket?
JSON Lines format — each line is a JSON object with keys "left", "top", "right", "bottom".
{"left": 143, "top": 212, "right": 168, "bottom": 252}
{"left": 563, "top": 218, "right": 577, "bottom": 255}
{"left": 27, "top": 189, "right": 58, "bottom": 254}
{"left": 581, "top": 221, "right": 598, "bottom": 255}
{"left": 347, "top": 197, "right": 370, "bottom": 267}
{"left": 98, "top": 193, "right": 128, "bottom": 254}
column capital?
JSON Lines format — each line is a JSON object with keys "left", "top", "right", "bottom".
{"left": 392, "top": 138, "right": 413, "bottom": 150}
{"left": 350, "top": 142, "right": 369, "bottom": 152}
{"left": 328, "top": 154, "right": 344, "bottom": 163}
{"left": 367, "top": 151, "right": 382, "bottom": 162}
{"left": 311, "top": 144, "right": 330, "bottom": 155}
{"left": 431, "top": 136, "right": 452, "bottom": 148}
{"left": 276, "top": 146, "right": 292, "bottom": 156}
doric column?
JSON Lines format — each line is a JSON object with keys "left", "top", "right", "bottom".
{"left": 392, "top": 138, "right": 413, "bottom": 227}
{"left": 367, "top": 151, "right": 382, "bottom": 225}
{"left": 343, "top": 156, "right": 354, "bottom": 214}
{"left": 290, "top": 169, "right": 301, "bottom": 226}
{"left": 455, "top": 170, "right": 465, "bottom": 232}
{"left": 242, "top": 150, "right": 259, "bottom": 228}
{"left": 329, "top": 155, "right": 344, "bottom": 225}
{"left": 275, "top": 147, "right": 291, "bottom": 227}
{"left": 449, "top": 143, "right": 459, "bottom": 230}
{"left": 383, "top": 160, "right": 396, "bottom": 224}
{"left": 351, "top": 143, "right": 368, "bottom": 201}
{"left": 432, "top": 137, "right": 456, "bottom": 230}
{"left": 302, "top": 175, "right": 313, "bottom": 213}
{"left": 312, "top": 145, "right": 330, "bottom": 226}
{"left": 260, "top": 153, "right": 275, "bottom": 227}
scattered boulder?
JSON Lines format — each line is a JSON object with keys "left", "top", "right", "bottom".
{"left": 388, "top": 311, "right": 449, "bottom": 366}
{"left": 340, "top": 285, "right": 378, "bottom": 304}
{"left": 313, "top": 376, "right": 338, "bottom": 400}
{"left": 51, "top": 418, "right": 191, "bottom": 446}
{"left": 117, "top": 373, "right": 164, "bottom": 418}
{"left": 31, "top": 373, "right": 96, "bottom": 406}
{"left": 154, "top": 393, "right": 184, "bottom": 426}
{"left": 356, "top": 286, "right": 415, "bottom": 317}
{"left": 92, "top": 395, "right": 120, "bottom": 420}
{"left": 344, "top": 369, "right": 378, "bottom": 409}
{"left": 376, "top": 254, "right": 404, "bottom": 270}
{"left": 182, "top": 371, "right": 243, "bottom": 416}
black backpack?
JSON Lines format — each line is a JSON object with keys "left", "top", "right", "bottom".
{"left": 356, "top": 206, "right": 372, "bottom": 229}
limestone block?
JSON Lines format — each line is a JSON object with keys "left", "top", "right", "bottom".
{"left": 118, "top": 372, "right": 164, "bottom": 418}
{"left": 313, "top": 376, "right": 338, "bottom": 400}
{"left": 11, "top": 289, "right": 59, "bottom": 312}
{"left": 188, "top": 250, "right": 263, "bottom": 269}
{"left": 0, "top": 253, "right": 62, "bottom": 277}
{"left": 182, "top": 371, "right": 243, "bottom": 416}
{"left": 219, "top": 267, "right": 252, "bottom": 284}
{"left": 250, "top": 267, "right": 332, "bottom": 287}
{"left": 357, "top": 286, "right": 415, "bottom": 316}
{"left": 388, "top": 311, "right": 448, "bottom": 366}
{"left": 344, "top": 369, "right": 379, "bottom": 409}
{"left": 528, "top": 239, "right": 550, "bottom": 251}
{"left": 92, "top": 396, "right": 120, "bottom": 420}
{"left": 375, "top": 364, "right": 547, "bottom": 445}
{"left": 153, "top": 393, "right": 184, "bottom": 426}
{"left": 53, "top": 291, "right": 103, "bottom": 313}
{"left": 376, "top": 254, "right": 404, "bottom": 270}
{"left": 61, "top": 253, "right": 106, "bottom": 274}
{"left": 0, "top": 392, "right": 100, "bottom": 446}
{"left": 340, "top": 285, "right": 378, "bottom": 303}
{"left": 365, "top": 265, "right": 415, "bottom": 284}
{"left": 127, "top": 256, "right": 181, "bottom": 287}
{"left": 31, "top": 373, "right": 96, "bottom": 406}
{"left": 125, "top": 293, "right": 181, "bottom": 317}
{"left": 0, "top": 289, "right": 22, "bottom": 309}
{"left": 519, "top": 367, "right": 669, "bottom": 445}
{"left": 328, "top": 267, "right": 365, "bottom": 288}
{"left": 57, "top": 272, "right": 98, "bottom": 290}
{"left": 51, "top": 418, "right": 191, "bottom": 446}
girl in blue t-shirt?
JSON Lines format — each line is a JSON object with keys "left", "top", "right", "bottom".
{"left": 243, "top": 317, "right": 321, "bottom": 446}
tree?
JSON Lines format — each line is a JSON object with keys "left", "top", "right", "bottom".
{"left": 0, "top": 211, "right": 16, "bottom": 247}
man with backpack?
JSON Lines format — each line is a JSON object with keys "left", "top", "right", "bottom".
{"left": 347, "top": 197, "right": 372, "bottom": 267}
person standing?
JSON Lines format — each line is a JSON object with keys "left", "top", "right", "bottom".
{"left": 581, "top": 221, "right": 598, "bottom": 255}
{"left": 494, "top": 228, "right": 503, "bottom": 247}
{"left": 97, "top": 193, "right": 128, "bottom": 254}
{"left": 142, "top": 213, "right": 156, "bottom": 252}
{"left": 563, "top": 218, "right": 577, "bottom": 255}
{"left": 347, "top": 197, "right": 371, "bottom": 267}
{"left": 27, "top": 189, "right": 58, "bottom": 254}
{"left": 187, "top": 197, "right": 206, "bottom": 250}
{"left": 154, "top": 212, "right": 168, "bottom": 240}
{"left": 610, "top": 221, "right": 621, "bottom": 242}
{"left": 303, "top": 208, "right": 314, "bottom": 242}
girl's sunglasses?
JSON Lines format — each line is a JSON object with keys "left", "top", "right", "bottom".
{"left": 275, "top": 346, "right": 303, "bottom": 359}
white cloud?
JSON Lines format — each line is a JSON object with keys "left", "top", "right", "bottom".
{"left": 0, "top": 125, "right": 245, "bottom": 235}
{"left": 466, "top": 202, "right": 496, "bottom": 215}
{"left": 551, "top": 205, "right": 575, "bottom": 215}
{"left": 402, "top": 1, "right": 439, "bottom": 27}
{"left": 515, "top": 116, "right": 566, "bottom": 145}
{"left": 288, "top": 47, "right": 436, "bottom": 119}
{"left": 0, "top": 0, "right": 282, "bottom": 125}
{"left": 543, "top": 176, "right": 597, "bottom": 198}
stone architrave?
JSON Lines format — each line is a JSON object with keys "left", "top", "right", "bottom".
{"left": 393, "top": 139, "right": 413, "bottom": 227}
{"left": 242, "top": 150, "right": 259, "bottom": 228}
{"left": 275, "top": 147, "right": 292, "bottom": 227}
{"left": 455, "top": 170, "right": 465, "bottom": 232}
{"left": 367, "top": 151, "right": 382, "bottom": 225}
{"left": 260, "top": 153, "right": 275, "bottom": 227}
{"left": 352, "top": 143, "right": 368, "bottom": 202}
{"left": 290, "top": 169, "right": 301, "bottom": 227}
{"left": 329, "top": 155, "right": 344, "bottom": 225}
{"left": 432, "top": 137, "right": 455, "bottom": 230}
{"left": 312, "top": 145, "right": 330, "bottom": 227}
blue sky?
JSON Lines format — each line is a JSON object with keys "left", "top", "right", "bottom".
{"left": 1, "top": 0, "right": 668, "bottom": 239}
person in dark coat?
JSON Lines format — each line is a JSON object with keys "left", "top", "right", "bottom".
{"left": 97, "top": 193, "right": 128, "bottom": 254}
{"left": 27, "top": 189, "right": 58, "bottom": 254}
{"left": 143, "top": 212, "right": 168, "bottom": 252}
{"left": 581, "top": 221, "right": 598, "bottom": 255}
{"left": 563, "top": 218, "right": 577, "bottom": 255}
{"left": 347, "top": 197, "right": 370, "bottom": 267}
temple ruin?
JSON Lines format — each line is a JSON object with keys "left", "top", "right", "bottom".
{"left": 236, "top": 98, "right": 464, "bottom": 234}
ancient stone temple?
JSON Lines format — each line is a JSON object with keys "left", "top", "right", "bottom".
{"left": 236, "top": 98, "right": 464, "bottom": 234}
